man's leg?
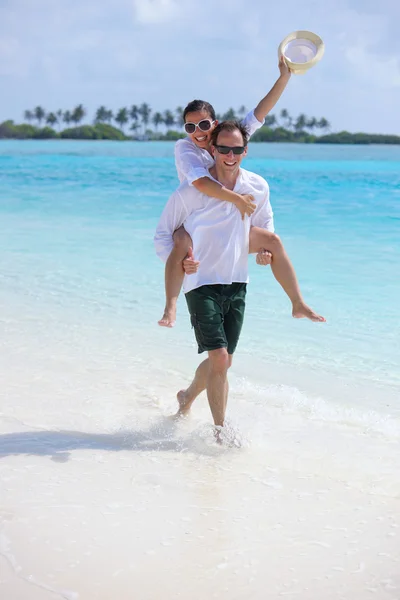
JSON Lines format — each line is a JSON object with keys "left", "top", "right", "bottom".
{"left": 177, "top": 358, "right": 209, "bottom": 415}
{"left": 180, "top": 285, "right": 233, "bottom": 426}
{"left": 206, "top": 348, "right": 230, "bottom": 427}
{"left": 249, "top": 227, "right": 325, "bottom": 322}
{"left": 177, "top": 353, "right": 233, "bottom": 417}
{"left": 224, "top": 355, "right": 233, "bottom": 413}
{"left": 205, "top": 283, "right": 244, "bottom": 428}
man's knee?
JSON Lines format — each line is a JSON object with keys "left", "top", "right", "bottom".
{"left": 173, "top": 227, "right": 192, "bottom": 252}
{"left": 208, "top": 348, "right": 230, "bottom": 373}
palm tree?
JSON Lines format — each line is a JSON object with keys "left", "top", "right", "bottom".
{"left": 95, "top": 106, "right": 108, "bottom": 123}
{"left": 56, "top": 110, "right": 63, "bottom": 130}
{"left": 306, "top": 117, "right": 318, "bottom": 133}
{"left": 163, "top": 110, "right": 175, "bottom": 131}
{"left": 238, "top": 105, "right": 247, "bottom": 118}
{"left": 139, "top": 103, "right": 151, "bottom": 133}
{"left": 265, "top": 114, "right": 277, "bottom": 128}
{"left": 294, "top": 113, "right": 307, "bottom": 133}
{"left": 222, "top": 108, "right": 237, "bottom": 120}
{"left": 152, "top": 112, "right": 163, "bottom": 132}
{"left": 115, "top": 108, "right": 128, "bottom": 131}
{"left": 130, "top": 122, "right": 140, "bottom": 137}
{"left": 71, "top": 104, "right": 86, "bottom": 126}
{"left": 175, "top": 106, "right": 184, "bottom": 128}
{"left": 24, "top": 110, "right": 34, "bottom": 124}
{"left": 130, "top": 105, "right": 139, "bottom": 129}
{"left": 34, "top": 106, "right": 46, "bottom": 127}
{"left": 280, "top": 108, "right": 292, "bottom": 130}
{"left": 46, "top": 112, "right": 57, "bottom": 128}
{"left": 63, "top": 110, "right": 72, "bottom": 127}
{"left": 317, "top": 117, "right": 330, "bottom": 133}
{"left": 105, "top": 109, "right": 113, "bottom": 124}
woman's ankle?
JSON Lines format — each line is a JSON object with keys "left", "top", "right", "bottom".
{"left": 164, "top": 300, "right": 177, "bottom": 312}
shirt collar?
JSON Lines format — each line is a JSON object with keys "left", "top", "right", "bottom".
{"left": 207, "top": 167, "right": 244, "bottom": 192}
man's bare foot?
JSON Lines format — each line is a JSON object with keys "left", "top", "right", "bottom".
{"left": 176, "top": 389, "right": 192, "bottom": 416}
{"left": 213, "top": 424, "right": 242, "bottom": 447}
{"left": 214, "top": 426, "right": 223, "bottom": 445}
{"left": 292, "top": 302, "right": 326, "bottom": 322}
{"left": 158, "top": 308, "right": 176, "bottom": 328}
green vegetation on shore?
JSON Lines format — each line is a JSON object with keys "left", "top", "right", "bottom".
{"left": 1, "top": 103, "right": 399, "bottom": 144}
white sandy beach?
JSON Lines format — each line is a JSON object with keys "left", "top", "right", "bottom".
{"left": 1, "top": 301, "right": 399, "bottom": 600}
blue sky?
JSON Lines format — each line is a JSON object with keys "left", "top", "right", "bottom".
{"left": 1, "top": 0, "right": 399, "bottom": 133}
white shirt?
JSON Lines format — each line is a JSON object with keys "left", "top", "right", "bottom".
{"left": 154, "top": 168, "right": 274, "bottom": 294}
{"left": 175, "top": 109, "right": 264, "bottom": 185}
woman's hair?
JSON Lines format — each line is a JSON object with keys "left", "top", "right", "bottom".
{"left": 210, "top": 120, "right": 249, "bottom": 147}
{"left": 183, "top": 100, "right": 216, "bottom": 122}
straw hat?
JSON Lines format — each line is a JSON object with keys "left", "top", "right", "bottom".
{"left": 278, "top": 31, "right": 325, "bottom": 75}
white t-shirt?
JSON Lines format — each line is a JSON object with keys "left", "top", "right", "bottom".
{"left": 175, "top": 109, "right": 263, "bottom": 185}
{"left": 154, "top": 168, "right": 274, "bottom": 294}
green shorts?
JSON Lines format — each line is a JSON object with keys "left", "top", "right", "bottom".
{"left": 185, "top": 283, "right": 247, "bottom": 355}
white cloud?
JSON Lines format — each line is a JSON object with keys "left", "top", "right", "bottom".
{"left": 0, "top": 35, "right": 30, "bottom": 77}
{"left": 346, "top": 45, "right": 400, "bottom": 87}
{"left": 132, "top": 0, "right": 178, "bottom": 24}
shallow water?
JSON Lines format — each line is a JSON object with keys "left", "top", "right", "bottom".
{"left": 0, "top": 140, "right": 399, "bottom": 598}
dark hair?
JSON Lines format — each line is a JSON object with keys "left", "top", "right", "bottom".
{"left": 183, "top": 100, "right": 216, "bottom": 122}
{"left": 210, "top": 120, "right": 249, "bottom": 147}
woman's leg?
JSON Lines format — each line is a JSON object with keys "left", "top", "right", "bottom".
{"left": 158, "top": 226, "right": 192, "bottom": 327}
{"left": 250, "top": 227, "right": 325, "bottom": 322}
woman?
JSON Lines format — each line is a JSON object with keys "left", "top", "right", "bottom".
{"left": 158, "top": 57, "right": 325, "bottom": 327}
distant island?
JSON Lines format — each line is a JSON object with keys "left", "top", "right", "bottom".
{"left": 1, "top": 104, "right": 399, "bottom": 145}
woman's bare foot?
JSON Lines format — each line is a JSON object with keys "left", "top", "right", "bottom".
{"left": 158, "top": 307, "right": 176, "bottom": 328}
{"left": 292, "top": 301, "right": 326, "bottom": 322}
{"left": 176, "top": 389, "right": 192, "bottom": 416}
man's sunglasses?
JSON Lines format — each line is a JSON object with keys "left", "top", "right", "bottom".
{"left": 214, "top": 145, "right": 246, "bottom": 155}
{"left": 184, "top": 119, "right": 214, "bottom": 134}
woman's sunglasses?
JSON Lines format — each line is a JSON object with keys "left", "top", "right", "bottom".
{"left": 215, "top": 145, "right": 246, "bottom": 155}
{"left": 184, "top": 119, "right": 214, "bottom": 134}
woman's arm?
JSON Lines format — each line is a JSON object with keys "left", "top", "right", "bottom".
{"left": 254, "top": 56, "right": 291, "bottom": 123}
{"left": 193, "top": 177, "right": 256, "bottom": 219}
{"left": 174, "top": 139, "right": 255, "bottom": 218}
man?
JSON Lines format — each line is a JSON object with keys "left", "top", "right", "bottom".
{"left": 154, "top": 121, "right": 274, "bottom": 435}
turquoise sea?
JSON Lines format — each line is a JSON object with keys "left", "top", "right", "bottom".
{"left": 1, "top": 140, "right": 400, "bottom": 599}
{"left": 1, "top": 140, "right": 399, "bottom": 432}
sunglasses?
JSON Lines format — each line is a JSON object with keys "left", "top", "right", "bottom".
{"left": 214, "top": 145, "right": 246, "bottom": 155}
{"left": 184, "top": 119, "right": 214, "bottom": 134}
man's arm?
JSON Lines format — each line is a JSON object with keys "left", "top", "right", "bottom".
{"left": 254, "top": 56, "right": 291, "bottom": 123}
{"left": 154, "top": 190, "right": 188, "bottom": 262}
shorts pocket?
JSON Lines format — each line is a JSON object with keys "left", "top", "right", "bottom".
{"left": 190, "top": 313, "right": 205, "bottom": 346}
